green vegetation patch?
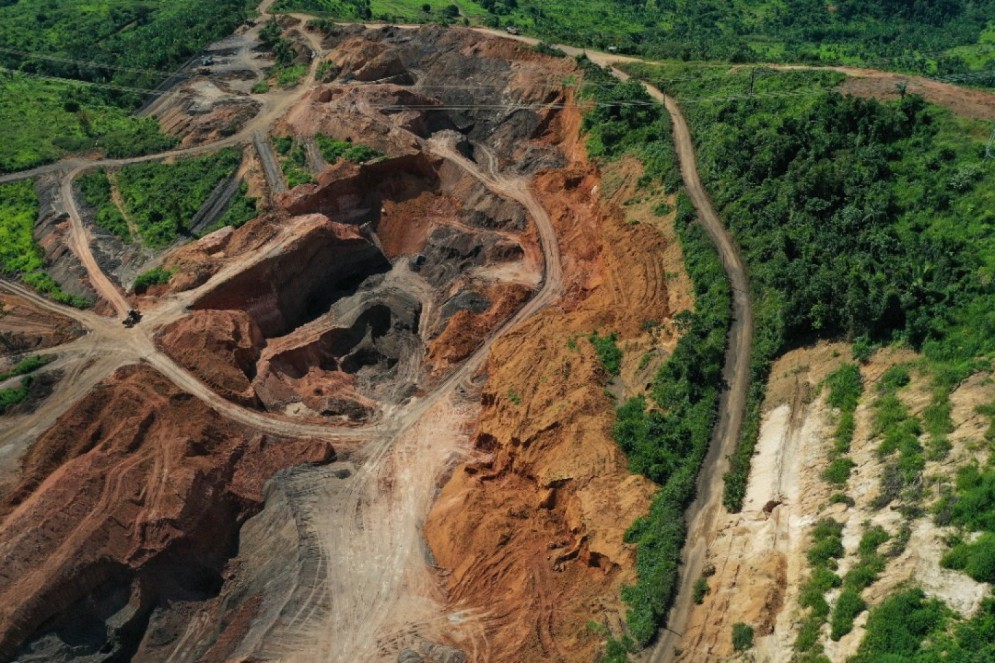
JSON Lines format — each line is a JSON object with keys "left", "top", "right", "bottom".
{"left": 623, "top": 61, "right": 995, "bottom": 512}
{"left": 0, "top": 0, "right": 255, "bottom": 172}
{"left": 274, "top": 137, "right": 314, "bottom": 188}
{"left": 851, "top": 588, "right": 949, "bottom": 662}
{"left": 732, "top": 622, "right": 754, "bottom": 652}
{"left": 794, "top": 518, "right": 844, "bottom": 657}
{"left": 829, "top": 525, "right": 889, "bottom": 640}
{"left": 115, "top": 149, "right": 243, "bottom": 248}
{"left": 0, "top": 355, "right": 54, "bottom": 383}
{"left": 938, "top": 464, "right": 995, "bottom": 583}
{"left": 315, "top": 135, "right": 384, "bottom": 164}
{"left": 0, "top": 377, "right": 32, "bottom": 415}
{"left": 820, "top": 363, "right": 864, "bottom": 487}
{"left": 133, "top": 266, "right": 174, "bottom": 293}
{"left": 852, "top": 589, "right": 995, "bottom": 662}
{"left": 871, "top": 366, "right": 926, "bottom": 509}
{"left": 0, "top": 180, "right": 88, "bottom": 306}
{"left": 78, "top": 171, "right": 129, "bottom": 240}
{"left": 588, "top": 331, "right": 622, "bottom": 376}
{"left": 0, "top": 76, "right": 178, "bottom": 174}
{"left": 214, "top": 182, "right": 258, "bottom": 231}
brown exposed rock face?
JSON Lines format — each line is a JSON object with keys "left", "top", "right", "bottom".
{"left": 156, "top": 309, "right": 265, "bottom": 407}
{"left": 0, "top": 364, "right": 333, "bottom": 661}
{"left": 424, "top": 121, "right": 691, "bottom": 660}
{"left": 191, "top": 214, "right": 390, "bottom": 338}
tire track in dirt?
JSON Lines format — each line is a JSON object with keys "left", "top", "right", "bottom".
{"left": 256, "top": 134, "right": 564, "bottom": 661}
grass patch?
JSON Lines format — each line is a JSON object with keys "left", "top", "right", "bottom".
{"left": 276, "top": 63, "right": 309, "bottom": 87}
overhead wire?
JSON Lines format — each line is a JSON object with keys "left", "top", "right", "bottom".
{"left": 0, "top": 46, "right": 187, "bottom": 78}
{"left": 1, "top": 39, "right": 992, "bottom": 111}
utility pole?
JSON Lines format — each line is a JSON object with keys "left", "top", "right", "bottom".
{"left": 749, "top": 67, "right": 757, "bottom": 97}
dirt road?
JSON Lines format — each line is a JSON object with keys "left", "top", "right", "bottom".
{"left": 647, "top": 91, "right": 753, "bottom": 663}
{"left": 1, "top": 13, "right": 740, "bottom": 660}
{"left": 464, "top": 28, "right": 756, "bottom": 662}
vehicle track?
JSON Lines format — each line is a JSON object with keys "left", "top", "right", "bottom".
{"left": 3, "top": 15, "right": 742, "bottom": 661}
{"left": 460, "top": 27, "right": 756, "bottom": 661}
{"left": 253, "top": 131, "right": 287, "bottom": 194}
{"left": 242, "top": 134, "right": 564, "bottom": 661}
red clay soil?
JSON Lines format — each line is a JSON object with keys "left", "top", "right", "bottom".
{"left": 426, "top": 282, "right": 533, "bottom": 374}
{"left": 0, "top": 364, "right": 333, "bottom": 659}
{"left": 424, "top": 101, "right": 688, "bottom": 662}
{"left": 156, "top": 309, "right": 265, "bottom": 407}
{"left": 0, "top": 292, "right": 84, "bottom": 358}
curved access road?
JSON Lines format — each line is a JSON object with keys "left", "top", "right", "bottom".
{"left": 464, "top": 26, "right": 755, "bottom": 661}
{"left": 644, "top": 86, "right": 753, "bottom": 663}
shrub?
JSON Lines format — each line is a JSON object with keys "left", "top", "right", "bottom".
{"left": 589, "top": 331, "right": 623, "bottom": 376}
{"left": 942, "top": 532, "right": 995, "bottom": 583}
{"left": 823, "top": 457, "right": 856, "bottom": 485}
{"left": 133, "top": 266, "right": 173, "bottom": 292}
{"left": 851, "top": 589, "right": 948, "bottom": 662}
{"left": 807, "top": 519, "right": 845, "bottom": 567}
{"left": 693, "top": 577, "right": 709, "bottom": 604}
{"left": 732, "top": 623, "right": 754, "bottom": 651}
{"left": 0, "top": 355, "right": 53, "bottom": 382}
{"left": 830, "top": 587, "right": 866, "bottom": 640}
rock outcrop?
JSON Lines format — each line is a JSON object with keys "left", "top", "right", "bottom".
{"left": 191, "top": 214, "right": 389, "bottom": 338}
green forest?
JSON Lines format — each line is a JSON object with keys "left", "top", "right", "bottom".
{"left": 621, "top": 61, "right": 995, "bottom": 513}
{"left": 0, "top": 0, "right": 257, "bottom": 172}
{"left": 276, "top": 0, "right": 995, "bottom": 76}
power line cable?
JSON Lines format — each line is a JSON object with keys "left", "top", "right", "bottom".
{"left": 0, "top": 46, "right": 188, "bottom": 78}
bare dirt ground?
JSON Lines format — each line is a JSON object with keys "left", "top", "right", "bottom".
{"left": 12, "top": 10, "right": 994, "bottom": 662}
{"left": 0, "top": 18, "right": 574, "bottom": 659}
{"left": 671, "top": 343, "right": 846, "bottom": 662}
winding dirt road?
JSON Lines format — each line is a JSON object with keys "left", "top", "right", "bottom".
{"left": 2, "top": 11, "right": 746, "bottom": 661}
{"left": 647, "top": 89, "right": 753, "bottom": 663}
{"left": 462, "top": 28, "right": 756, "bottom": 661}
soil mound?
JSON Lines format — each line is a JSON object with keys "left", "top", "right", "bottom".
{"left": 0, "top": 364, "right": 333, "bottom": 661}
